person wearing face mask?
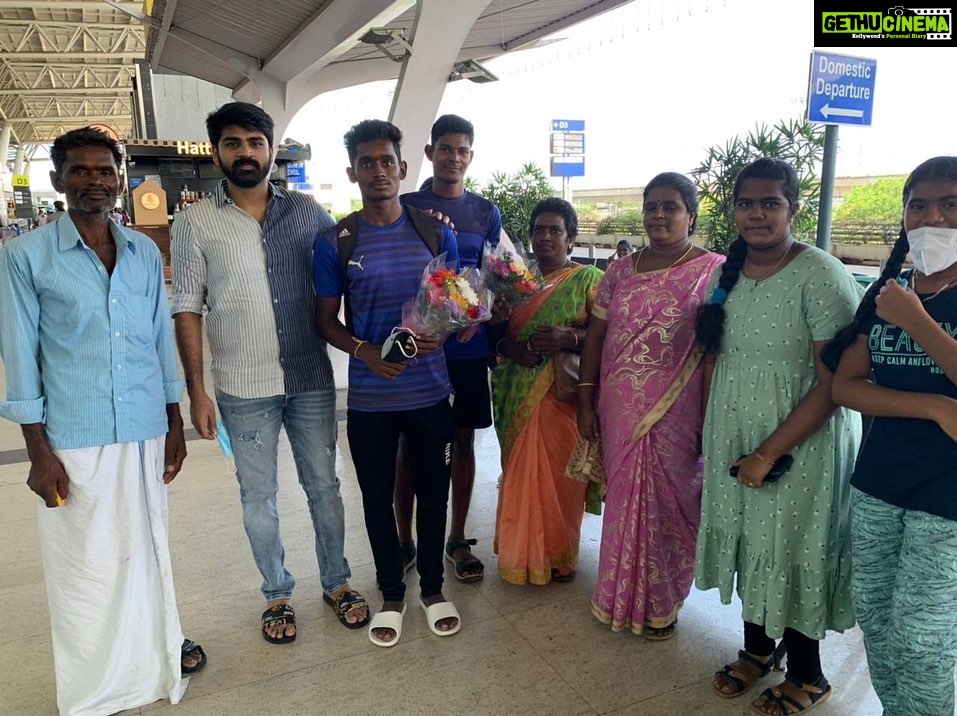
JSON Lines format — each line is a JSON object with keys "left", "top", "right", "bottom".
{"left": 825, "top": 156, "right": 957, "bottom": 716}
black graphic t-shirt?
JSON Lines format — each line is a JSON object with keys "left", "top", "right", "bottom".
{"left": 851, "top": 278, "right": 957, "bottom": 520}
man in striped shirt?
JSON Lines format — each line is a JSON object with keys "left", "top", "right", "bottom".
{"left": 171, "top": 102, "right": 368, "bottom": 644}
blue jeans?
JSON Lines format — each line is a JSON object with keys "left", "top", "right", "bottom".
{"left": 217, "top": 387, "right": 350, "bottom": 600}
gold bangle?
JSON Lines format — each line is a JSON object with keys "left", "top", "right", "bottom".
{"left": 752, "top": 449, "right": 775, "bottom": 465}
{"left": 578, "top": 381, "right": 597, "bottom": 387}
{"left": 352, "top": 338, "right": 367, "bottom": 358}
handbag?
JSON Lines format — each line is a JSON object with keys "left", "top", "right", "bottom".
{"left": 551, "top": 350, "right": 580, "bottom": 403}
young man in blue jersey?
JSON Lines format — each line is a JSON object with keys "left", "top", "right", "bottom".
{"left": 397, "top": 115, "right": 502, "bottom": 583}
{"left": 314, "top": 119, "right": 461, "bottom": 646}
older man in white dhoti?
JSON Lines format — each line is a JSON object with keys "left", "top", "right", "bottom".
{"left": 0, "top": 127, "right": 206, "bottom": 716}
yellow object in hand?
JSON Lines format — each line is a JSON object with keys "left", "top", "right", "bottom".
{"left": 55, "top": 493, "right": 66, "bottom": 507}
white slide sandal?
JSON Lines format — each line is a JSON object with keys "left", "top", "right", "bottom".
{"left": 368, "top": 604, "right": 406, "bottom": 647}
{"left": 419, "top": 598, "right": 461, "bottom": 637}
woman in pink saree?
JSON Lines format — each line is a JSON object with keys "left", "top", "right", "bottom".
{"left": 578, "top": 173, "right": 724, "bottom": 639}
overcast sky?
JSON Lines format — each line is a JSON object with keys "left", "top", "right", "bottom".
{"left": 287, "top": 0, "right": 955, "bottom": 207}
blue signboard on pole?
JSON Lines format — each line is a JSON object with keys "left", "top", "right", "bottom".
{"left": 550, "top": 119, "right": 585, "bottom": 179}
{"left": 551, "top": 119, "right": 585, "bottom": 132}
{"left": 806, "top": 51, "right": 876, "bottom": 126}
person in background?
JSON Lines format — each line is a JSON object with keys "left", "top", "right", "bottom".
{"left": 694, "top": 158, "right": 861, "bottom": 713}
{"left": 48, "top": 200, "right": 66, "bottom": 223}
{"left": 827, "top": 155, "right": 957, "bottom": 716}
{"left": 396, "top": 114, "right": 503, "bottom": 583}
{"left": 606, "top": 238, "right": 633, "bottom": 264}
{"left": 0, "top": 126, "right": 205, "bottom": 716}
{"left": 579, "top": 173, "right": 724, "bottom": 640}
{"left": 489, "top": 198, "right": 603, "bottom": 585}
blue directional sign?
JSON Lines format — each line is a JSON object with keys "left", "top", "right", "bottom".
{"left": 551, "top": 119, "right": 584, "bottom": 132}
{"left": 806, "top": 51, "right": 876, "bottom": 126}
{"left": 551, "top": 156, "right": 585, "bottom": 178}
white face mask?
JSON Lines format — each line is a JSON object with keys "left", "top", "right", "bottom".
{"left": 907, "top": 226, "right": 957, "bottom": 276}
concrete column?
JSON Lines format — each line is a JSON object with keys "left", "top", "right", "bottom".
{"left": 389, "top": 0, "right": 488, "bottom": 191}
{"left": 13, "top": 144, "right": 25, "bottom": 176}
{"left": 0, "top": 124, "right": 11, "bottom": 175}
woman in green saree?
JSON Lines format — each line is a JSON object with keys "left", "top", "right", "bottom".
{"left": 490, "top": 198, "right": 603, "bottom": 585}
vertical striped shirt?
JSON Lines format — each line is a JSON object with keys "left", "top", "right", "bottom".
{"left": 0, "top": 215, "right": 184, "bottom": 450}
{"left": 171, "top": 181, "right": 335, "bottom": 399}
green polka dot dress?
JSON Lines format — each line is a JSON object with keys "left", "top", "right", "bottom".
{"left": 695, "top": 247, "right": 863, "bottom": 639}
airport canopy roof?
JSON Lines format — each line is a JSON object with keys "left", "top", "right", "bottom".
{"left": 1, "top": 0, "right": 630, "bottom": 150}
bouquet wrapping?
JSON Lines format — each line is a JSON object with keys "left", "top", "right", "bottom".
{"left": 402, "top": 253, "right": 492, "bottom": 337}
{"left": 482, "top": 230, "right": 549, "bottom": 306}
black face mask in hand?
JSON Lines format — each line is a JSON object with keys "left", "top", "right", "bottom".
{"left": 729, "top": 454, "right": 794, "bottom": 483}
{"left": 381, "top": 328, "right": 418, "bottom": 363}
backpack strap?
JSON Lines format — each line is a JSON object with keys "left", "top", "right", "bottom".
{"left": 334, "top": 211, "right": 360, "bottom": 333}
{"left": 405, "top": 205, "right": 443, "bottom": 258}
{"left": 336, "top": 207, "right": 444, "bottom": 334}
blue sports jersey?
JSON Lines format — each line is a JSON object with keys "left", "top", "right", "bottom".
{"left": 313, "top": 209, "right": 458, "bottom": 412}
{"left": 402, "top": 189, "right": 501, "bottom": 361}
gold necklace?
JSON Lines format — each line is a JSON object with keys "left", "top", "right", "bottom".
{"left": 634, "top": 242, "right": 695, "bottom": 270}
{"left": 745, "top": 241, "right": 794, "bottom": 281}
{"left": 912, "top": 271, "right": 957, "bottom": 301}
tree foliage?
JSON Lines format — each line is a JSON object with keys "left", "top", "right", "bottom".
{"left": 833, "top": 176, "right": 905, "bottom": 225}
{"left": 691, "top": 119, "right": 826, "bottom": 253}
{"left": 473, "top": 161, "right": 555, "bottom": 247}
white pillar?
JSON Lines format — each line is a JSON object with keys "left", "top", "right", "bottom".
{"left": 12, "top": 144, "right": 25, "bottom": 176}
{"left": 388, "top": 0, "right": 488, "bottom": 191}
{"left": 0, "top": 124, "right": 11, "bottom": 176}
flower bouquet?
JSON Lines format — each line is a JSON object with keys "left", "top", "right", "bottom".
{"left": 402, "top": 253, "right": 492, "bottom": 337}
{"left": 482, "top": 230, "right": 548, "bottom": 306}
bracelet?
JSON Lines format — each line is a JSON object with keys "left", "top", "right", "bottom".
{"left": 571, "top": 331, "right": 580, "bottom": 350}
{"left": 352, "top": 338, "right": 367, "bottom": 358}
{"left": 578, "top": 381, "right": 597, "bottom": 387}
{"left": 495, "top": 338, "right": 507, "bottom": 357}
{"left": 752, "top": 449, "right": 775, "bottom": 465}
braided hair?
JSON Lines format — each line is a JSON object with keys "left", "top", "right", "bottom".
{"left": 822, "top": 156, "right": 957, "bottom": 372}
{"left": 695, "top": 158, "right": 800, "bottom": 354}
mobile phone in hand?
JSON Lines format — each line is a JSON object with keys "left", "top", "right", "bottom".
{"left": 729, "top": 454, "right": 794, "bottom": 483}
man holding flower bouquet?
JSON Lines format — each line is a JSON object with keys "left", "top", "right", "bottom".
{"left": 314, "top": 119, "right": 462, "bottom": 647}
{"left": 397, "top": 114, "right": 503, "bottom": 584}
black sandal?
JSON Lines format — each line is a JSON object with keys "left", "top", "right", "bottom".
{"left": 713, "top": 644, "right": 786, "bottom": 699}
{"left": 323, "top": 589, "right": 371, "bottom": 630}
{"left": 261, "top": 603, "right": 296, "bottom": 645}
{"left": 445, "top": 538, "right": 484, "bottom": 583}
{"left": 181, "top": 639, "right": 207, "bottom": 675}
{"left": 750, "top": 673, "right": 831, "bottom": 715}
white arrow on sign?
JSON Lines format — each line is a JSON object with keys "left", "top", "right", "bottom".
{"left": 820, "top": 103, "right": 864, "bottom": 119}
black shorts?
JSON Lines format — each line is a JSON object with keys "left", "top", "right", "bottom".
{"left": 446, "top": 357, "right": 493, "bottom": 429}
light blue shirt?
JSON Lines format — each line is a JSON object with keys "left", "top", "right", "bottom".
{"left": 0, "top": 215, "right": 185, "bottom": 450}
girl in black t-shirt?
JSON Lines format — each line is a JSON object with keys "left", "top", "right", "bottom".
{"left": 826, "top": 156, "right": 957, "bottom": 716}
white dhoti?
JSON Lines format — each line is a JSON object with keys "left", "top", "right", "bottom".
{"left": 37, "top": 437, "right": 188, "bottom": 716}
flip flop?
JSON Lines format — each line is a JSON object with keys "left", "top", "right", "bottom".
{"left": 261, "top": 603, "right": 296, "bottom": 645}
{"left": 419, "top": 598, "right": 461, "bottom": 637}
{"left": 368, "top": 604, "right": 406, "bottom": 648}
{"left": 323, "top": 588, "right": 370, "bottom": 630}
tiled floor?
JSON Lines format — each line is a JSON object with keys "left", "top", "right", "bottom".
{"left": 0, "top": 392, "right": 890, "bottom": 716}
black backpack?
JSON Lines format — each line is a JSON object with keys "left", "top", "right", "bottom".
{"left": 334, "top": 206, "right": 444, "bottom": 331}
